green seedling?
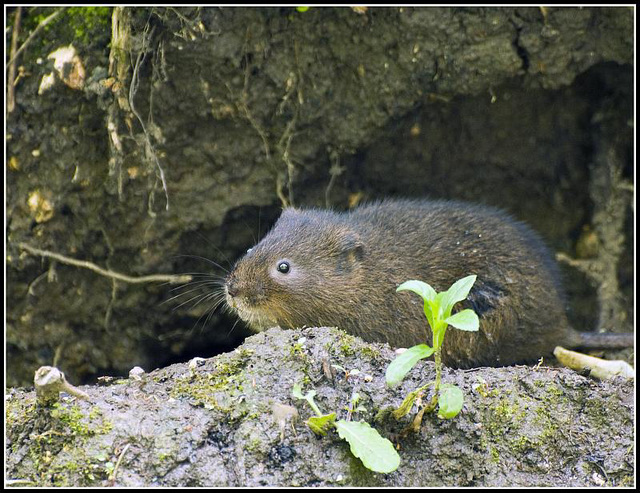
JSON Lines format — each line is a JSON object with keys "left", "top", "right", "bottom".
{"left": 386, "top": 275, "right": 479, "bottom": 426}
{"left": 292, "top": 383, "right": 400, "bottom": 474}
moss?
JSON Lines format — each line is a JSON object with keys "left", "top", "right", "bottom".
{"left": 544, "top": 383, "right": 564, "bottom": 398}
{"left": 66, "top": 7, "right": 112, "bottom": 43}
{"left": 8, "top": 400, "right": 114, "bottom": 486}
{"left": 50, "top": 403, "right": 113, "bottom": 437}
{"left": 359, "top": 345, "right": 381, "bottom": 360}
{"left": 618, "top": 472, "right": 636, "bottom": 487}
{"left": 157, "top": 452, "right": 172, "bottom": 461}
{"left": 485, "top": 397, "right": 522, "bottom": 436}
{"left": 16, "top": 7, "right": 112, "bottom": 63}
{"left": 6, "top": 394, "right": 37, "bottom": 430}
{"left": 525, "top": 404, "right": 560, "bottom": 460}
{"left": 483, "top": 389, "right": 568, "bottom": 467}
{"left": 338, "top": 342, "right": 356, "bottom": 356}
{"left": 323, "top": 330, "right": 382, "bottom": 360}
{"left": 483, "top": 394, "right": 553, "bottom": 462}
{"left": 490, "top": 446, "right": 500, "bottom": 463}
{"left": 246, "top": 437, "right": 266, "bottom": 454}
{"left": 289, "top": 341, "right": 307, "bottom": 359}
{"left": 512, "top": 434, "right": 537, "bottom": 453}
{"left": 44, "top": 454, "right": 110, "bottom": 487}
{"left": 170, "top": 350, "right": 252, "bottom": 416}
{"left": 373, "top": 406, "right": 395, "bottom": 423}
{"left": 27, "top": 7, "right": 111, "bottom": 40}
{"left": 336, "top": 332, "right": 358, "bottom": 356}
{"left": 487, "top": 388, "right": 501, "bottom": 398}
{"left": 237, "top": 348, "right": 255, "bottom": 359}
{"left": 581, "top": 397, "right": 618, "bottom": 430}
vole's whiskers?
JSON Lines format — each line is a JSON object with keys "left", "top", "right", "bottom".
{"left": 186, "top": 291, "right": 226, "bottom": 334}
{"left": 161, "top": 274, "right": 225, "bottom": 309}
{"left": 163, "top": 250, "right": 239, "bottom": 335}
{"left": 202, "top": 294, "right": 228, "bottom": 331}
{"left": 173, "top": 289, "right": 218, "bottom": 312}
{"left": 227, "top": 316, "right": 242, "bottom": 337}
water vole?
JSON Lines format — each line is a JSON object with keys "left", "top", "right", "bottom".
{"left": 225, "top": 199, "right": 632, "bottom": 368}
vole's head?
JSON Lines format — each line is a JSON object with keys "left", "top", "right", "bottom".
{"left": 225, "top": 208, "right": 365, "bottom": 331}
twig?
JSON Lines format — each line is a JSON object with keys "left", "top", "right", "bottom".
{"left": 275, "top": 174, "right": 290, "bottom": 208}
{"left": 109, "top": 443, "right": 132, "bottom": 484}
{"left": 239, "top": 97, "right": 272, "bottom": 162}
{"left": 278, "top": 113, "right": 298, "bottom": 207}
{"left": 128, "top": 23, "right": 170, "bottom": 212}
{"left": 555, "top": 252, "right": 599, "bottom": 277}
{"left": 325, "top": 150, "right": 345, "bottom": 208}
{"left": 34, "top": 366, "right": 91, "bottom": 405}
{"left": 17, "top": 242, "right": 191, "bottom": 285}
{"left": 6, "top": 8, "right": 67, "bottom": 69}
{"left": 7, "top": 7, "right": 22, "bottom": 113}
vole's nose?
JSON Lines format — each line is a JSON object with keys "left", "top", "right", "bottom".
{"left": 226, "top": 277, "right": 239, "bottom": 297}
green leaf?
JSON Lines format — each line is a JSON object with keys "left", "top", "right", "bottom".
{"left": 397, "top": 280, "right": 438, "bottom": 330}
{"left": 391, "top": 389, "right": 419, "bottom": 420}
{"left": 391, "top": 384, "right": 433, "bottom": 420}
{"left": 434, "top": 291, "right": 449, "bottom": 320}
{"left": 292, "top": 384, "right": 316, "bottom": 402}
{"left": 444, "top": 309, "right": 480, "bottom": 332}
{"left": 438, "top": 384, "right": 464, "bottom": 419}
{"left": 441, "top": 275, "right": 477, "bottom": 312}
{"left": 307, "top": 413, "right": 336, "bottom": 436}
{"left": 335, "top": 420, "right": 400, "bottom": 473}
{"left": 422, "top": 300, "right": 435, "bottom": 331}
{"left": 397, "top": 280, "right": 436, "bottom": 303}
{"left": 291, "top": 383, "right": 304, "bottom": 399}
{"left": 292, "top": 383, "right": 323, "bottom": 415}
{"left": 385, "top": 344, "right": 434, "bottom": 387}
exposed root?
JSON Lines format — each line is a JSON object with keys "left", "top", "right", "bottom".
{"left": 128, "top": 21, "right": 170, "bottom": 213}
{"left": 325, "top": 150, "right": 345, "bottom": 208}
{"left": 231, "top": 27, "right": 305, "bottom": 208}
{"left": 107, "top": 7, "right": 170, "bottom": 212}
{"left": 557, "top": 132, "right": 633, "bottom": 333}
{"left": 7, "top": 7, "right": 22, "bottom": 113}
{"left": 17, "top": 242, "right": 192, "bottom": 285}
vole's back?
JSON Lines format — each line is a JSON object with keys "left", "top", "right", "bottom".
{"left": 340, "top": 200, "right": 572, "bottom": 366}
{"left": 227, "top": 199, "right": 582, "bottom": 367}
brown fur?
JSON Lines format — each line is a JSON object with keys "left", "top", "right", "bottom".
{"left": 225, "top": 199, "right": 628, "bottom": 368}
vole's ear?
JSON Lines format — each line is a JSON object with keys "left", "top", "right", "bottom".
{"left": 343, "top": 235, "right": 364, "bottom": 261}
{"left": 336, "top": 232, "right": 364, "bottom": 273}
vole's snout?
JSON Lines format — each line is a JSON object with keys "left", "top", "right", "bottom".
{"left": 226, "top": 276, "right": 240, "bottom": 298}
{"left": 225, "top": 272, "right": 265, "bottom": 305}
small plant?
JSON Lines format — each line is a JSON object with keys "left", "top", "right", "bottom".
{"left": 386, "top": 275, "right": 479, "bottom": 429}
{"left": 292, "top": 383, "right": 400, "bottom": 474}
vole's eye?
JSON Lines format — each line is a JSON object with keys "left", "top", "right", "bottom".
{"left": 246, "top": 248, "right": 253, "bottom": 254}
{"left": 277, "top": 261, "right": 290, "bottom": 274}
